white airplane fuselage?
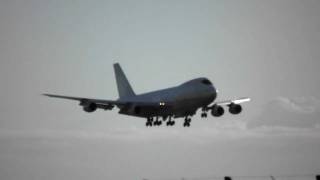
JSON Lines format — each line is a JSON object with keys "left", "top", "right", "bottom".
{"left": 117, "top": 78, "right": 217, "bottom": 118}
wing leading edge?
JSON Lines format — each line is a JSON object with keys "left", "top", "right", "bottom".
{"left": 216, "top": 97, "right": 251, "bottom": 106}
{"left": 43, "top": 94, "right": 125, "bottom": 110}
{"left": 43, "top": 93, "right": 173, "bottom": 113}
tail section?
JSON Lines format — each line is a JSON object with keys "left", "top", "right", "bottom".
{"left": 113, "top": 63, "right": 136, "bottom": 98}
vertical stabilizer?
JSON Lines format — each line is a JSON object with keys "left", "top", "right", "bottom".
{"left": 113, "top": 63, "right": 136, "bottom": 98}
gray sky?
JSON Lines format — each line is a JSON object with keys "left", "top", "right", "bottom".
{"left": 1, "top": 1, "right": 320, "bottom": 180}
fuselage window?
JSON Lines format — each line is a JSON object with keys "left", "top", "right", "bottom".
{"left": 202, "top": 79, "right": 212, "bottom": 85}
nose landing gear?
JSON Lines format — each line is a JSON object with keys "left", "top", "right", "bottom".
{"left": 201, "top": 107, "right": 208, "bottom": 118}
{"left": 201, "top": 113, "right": 207, "bottom": 118}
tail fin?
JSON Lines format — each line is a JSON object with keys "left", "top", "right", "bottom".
{"left": 113, "top": 63, "right": 136, "bottom": 98}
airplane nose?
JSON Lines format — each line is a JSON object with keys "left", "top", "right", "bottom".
{"left": 210, "top": 84, "right": 217, "bottom": 93}
{"left": 211, "top": 86, "right": 217, "bottom": 100}
{"left": 211, "top": 85, "right": 217, "bottom": 93}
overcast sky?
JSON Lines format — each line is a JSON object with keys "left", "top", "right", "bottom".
{"left": 1, "top": 1, "right": 320, "bottom": 180}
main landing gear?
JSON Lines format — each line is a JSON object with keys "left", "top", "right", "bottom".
{"left": 153, "top": 117, "right": 162, "bottom": 126}
{"left": 146, "top": 117, "right": 153, "bottom": 127}
{"left": 183, "top": 116, "right": 191, "bottom": 127}
{"left": 146, "top": 117, "right": 162, "bottom": 127}
{"left": 166, "top": 116, "right": 175, "bottom": 126}
{"left": 145, "top": 116, "right": 192, "bottom": 127}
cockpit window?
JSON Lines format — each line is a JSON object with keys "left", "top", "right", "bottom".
{"left": 202, "top": 79, "right": 212, "bottom": 85}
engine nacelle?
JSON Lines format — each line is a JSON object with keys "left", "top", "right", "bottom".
{"left": 211, "top": 105, "right": 224, "bottom": 117}
{"left": 83, "top": 102, "right": 97, "bottom": 113}
{"left": 229, "top": 103, "right": 242, "bottom": 114}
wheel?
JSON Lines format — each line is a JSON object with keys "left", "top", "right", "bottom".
{"left": 167, "top": 121, "right": 175, "bottom": 126}
{"left": 183, "top": 122, "right": 190, "bottom": 127}
{"left": 146, "top": 122, "right": 152, "bottom": 127}
{"left": 154, "top": 121, "right": 161, "bottom": 126}
{"left": 183, "top": 122, "right": 189, "bottom": 127}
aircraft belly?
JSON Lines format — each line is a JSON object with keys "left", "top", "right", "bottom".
{"left": 172, "top": 96, "right": 213, "bottom": 117}
{"left": 118, "top": 104, "right": 175, "bottom": 118}
{"left": 117, "top": 87, "right": 215, "bottom": 118}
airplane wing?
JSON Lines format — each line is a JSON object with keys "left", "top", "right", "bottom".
{"left": 216, "top": 97, "right": 251, "bottom": 106}
{"left": 43, "top": 93, "right": 125, "bottom": 110}
{"left": 43, "top": 94, "right": 169, "bottom": 106}
{"left": 44, "top": 93, "right": 178, "bottom": 117}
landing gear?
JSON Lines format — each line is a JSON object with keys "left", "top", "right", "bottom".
{"left": 146, "top": 117, "right": 153, "bottom": 127}
{"left": 166, "top": 116, "right": 175, "bottom": 126}
{"left": 201, "top": 112, "right": 207, "bottom": 118}
{"left": 153, "top": 120, "right": 162, "bottom": 126}
{"left": 201, "top": 107, "right": 208, "bottom": 118}
{"left": 146, "top": 117, "right": 164, "bottom": 127}
{"left": 166, "top": 121, "right": 175, "bottom": 126}
{"left": 183, "top": 116, "right": 191, "bottom": 127}
{"left": 153, "top": 117, "right": 162, "bottom": 126}
{"left": 146, "top": 116, "right": 181, "bottom": 127}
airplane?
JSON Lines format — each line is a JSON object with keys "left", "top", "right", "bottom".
{"left": 44, "top": 63, "right": 250, "bottom": 127}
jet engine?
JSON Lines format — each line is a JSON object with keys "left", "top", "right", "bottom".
{"left": 82, "top": 102, "right": 97, "bottom": 113}
{"left": 211, "top": 105, "right": 224, "bottom": 117}
{"left": 229, "top": 103, "right": 242, "bottom": 114}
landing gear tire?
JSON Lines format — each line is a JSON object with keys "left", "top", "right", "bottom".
{"left": 183, "top": 117, "right": 192, "bottom": 127}
{"left": 146, "top": 117, "right": 154, "bottom": 127}
{"left": 183, "top": 122, "right": 190, "bottom": 127}
{"left": 166, "top": 121, "right": 175, "bottom": 126}
{"left": 201, "top": 113, "right": 207, "bottom": 118}
{"left": 153, "top": 120, "right": 162, "bottom": 126}
{"left": 146, "top": 121, "right": 153, "bottom": 127}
